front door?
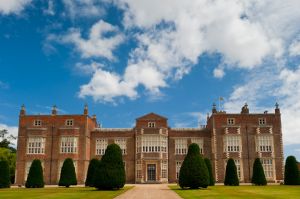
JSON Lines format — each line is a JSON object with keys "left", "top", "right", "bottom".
{"left": 147, "top": 164, "right": 156, "bottom": 181}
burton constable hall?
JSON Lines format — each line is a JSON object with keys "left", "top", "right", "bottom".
{"left": 15, "top": 103, "right": 284, "bottom": 184}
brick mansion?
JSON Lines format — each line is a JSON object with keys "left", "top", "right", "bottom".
{"left": 15, "top": 103, "right": 284, "bottom": 185}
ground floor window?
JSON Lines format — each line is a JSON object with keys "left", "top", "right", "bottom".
{"left": 136, "top": 160, "right": 142, "bottom": 179}
{"left": 161, "top": 160, "right": 168, "bottom": 178}
{"left": 176, "top": 161, "right": 182, "bottom": 179}
{"left": 261, "top": 159, "right": 274, "bottom": 179}
{"left": 57, "top": 160, "right": 77, "bottom": 182}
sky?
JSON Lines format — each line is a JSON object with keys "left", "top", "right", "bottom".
{"left": 0, "top": 0, "right": 300, "bottom": 160}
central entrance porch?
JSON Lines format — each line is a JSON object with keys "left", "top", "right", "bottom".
{"left": 147, "top": 164, "right": 156, "bottom": 182}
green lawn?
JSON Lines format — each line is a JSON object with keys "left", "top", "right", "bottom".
{"left": 170, "top": 185, "right": 300, "bottom": 199}
{"left": 0, "top": 186, "right": 133, "bottom": 199}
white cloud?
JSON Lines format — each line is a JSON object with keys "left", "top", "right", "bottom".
{"left": 74, "top": 62, "right": 103, "bottom": 75}
{"left": 62, "top": 0, "right": 106, "bottom": 19}
{"left": 61, "top": 20, "right": 124, "bottom": 60}
{"left": 0, "top": 0, "right": 31, "bottom": 15}
{"left": 213, "top": 68, "right": 225, "bottom": 79}
{"left": 289, "top": 41, "right": 300, "bottom": 56}
{"left": 43, "top": 0, "right": 55, "bottom": 16}
{"left": 0, "top": 123, "right": 18, "bottom": 146}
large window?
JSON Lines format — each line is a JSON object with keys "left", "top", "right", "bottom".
{"left": 224, "top": 135, "right": 241, "bottom": 152}
{"left": 60, "top": 137, "right": 78, "bottom": 153}
{"left": 191, "top": 138, "right": 204, "bottom": 154}
{"left": 27, "top": 137, "right": 45, "bottom": 154}
{"left": 234, "top": 159, "right": 242, "bottom": 180}
{"left": 161, "top": 160, "right": 168, "bottom": 178}
{"left": 176, "top": 161, "right": 182, "bottom": 179}
{"left": 175, "top": 138, "right": 187, "bottom": 155}
{"left": 115, "top": 138, "right": 127, "bottom": 155}
{"left": 261, "top": 159, "right": 274, "bottom": 179}
{"left": 256, "top": 135, "right": 273, "bottom": 152}
{"left": 96, "top": 138, "right": 108, "bottom": 155}
{"left": 140, "top": 135, "right": 167, "bottom": 153}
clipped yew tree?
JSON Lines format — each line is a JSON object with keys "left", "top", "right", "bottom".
{"left": 0, "top": 160, "right": 10, "bottom": 188}
{"left": 85, "top": 158, "right": 100, "bottom": 187}
{"left": 251, "top": 158, "right": 267, "bottom": 185}
{"left": 284, "top": 156, "right": 300, "bottom": 185}
{"left": 204, "top": 158, "right": 215, "bottom": 186}
{"left": 179, "top": 143, "right": 209, "bottom": 189}
{"left": 94, "top": 144, "right": 125, "bottom": 190}
{"left": 59, "top": 158, "right": 77, "bottom": 187}
{"left": 224, "top": 158, "right": 239, "bottom": 186}
{"left": 25, "top": 159, "right": 44, "bottom": 188}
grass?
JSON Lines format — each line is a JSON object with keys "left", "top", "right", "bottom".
{"left": 170, "top": 185, "right": 300, "bottom": 199}
{"left": 0, "top": 186, "right": 133, "bottom": 199}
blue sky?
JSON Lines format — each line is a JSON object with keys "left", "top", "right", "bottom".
{"left": 0, "top": 0, "right": 300, "bottom": 160}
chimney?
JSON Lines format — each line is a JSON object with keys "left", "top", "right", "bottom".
{"left": 20, "top": 104, "right": 26, "bottom": 116}
{"left": 84, "top": 104, "right": 88, "bottom": 115}
{"left": 52, "top": 105, "right": 57, "bottom": 115}
{"left": 275, "top": 102, "right": 280, "bottom": 114}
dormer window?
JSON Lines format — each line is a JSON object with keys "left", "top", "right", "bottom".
{"left": 148, "top": 122, "right": 155, "bottom": 128}
{"left": 227, "top": 118, "right": 235, "bottom": 125}
{"left": 65, "top": 119, "right": 74, "bottom": 126}
{"left": 34, "top": 120, "right": 42, "bottom": 126}
{"left": 258, "top": 118, "right": 266, "bottom": 125}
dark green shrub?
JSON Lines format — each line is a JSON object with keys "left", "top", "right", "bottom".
{"left": 94, "top": 144, "right": 125, "bottom": 190}
{"left": 25, "top": 159, "right": 44, "bottom": 188}
{"left": 224, "top": 158, "right": 239, "bottom": 186}
{"left": 0, "top": 160, "right": 10, "bottom": 188}
{"left": 251, "top": 158, "right": 267, "bottom": 185}
{"left": 284, "top": 156, "right": 300, "bottom": 185}
{"left": 85, "top": 158, "right": 100, "bottom": 187}
{"left": 204, "top": 158, "right": 215, "bottom": 186}
{"left": 179, "top": 143, "right": 209, "bottom": 189}
{"left": 58, "top": 158, "right": 77, "bottom": 187}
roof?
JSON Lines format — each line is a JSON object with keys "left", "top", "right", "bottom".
{"left": 136, "top": 112, "right": 168, "bottom": 120}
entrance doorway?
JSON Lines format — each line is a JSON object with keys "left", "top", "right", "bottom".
{"left": 147, "top": 164, "right": 156, "bottom": 181}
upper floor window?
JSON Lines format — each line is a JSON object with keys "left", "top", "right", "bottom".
{"left": 115, "top": 138, "right": 127, "bottom": 155}
{"left": 65, "top": 119, "right": 74, "bottom": 126}
{"left": 148, "top": 122, "right": 155, "bottom": 128}
{"left": 258, "top": 118, "right": 266, "bottom": 125}
{"left": 34, "top": 120, "right": 42, "bottom": 126}
{"left": 96, "top": 138, "right": 108, "bottom": 155}
{"left": 60, "top": 136, "right": 78, "bottom": 153}
{"left": 227, "top": 118, "right": 235, "bottom": 125}
{"left": 224, "top": 135, "right": 241, "bottom": 152}
{"left": 27, "top": 137, "right": 45, "bottom": 154}
{"left": 191, "top": 138, "right": 204, "bottom": 154}
{"left": 256, "top": 135, "right": 273, "bottom": 152}
{"left": 175, "top": 138, "right": 187, "bottom": 155}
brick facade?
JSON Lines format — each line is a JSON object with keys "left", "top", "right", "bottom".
{"left": 15, "top": 104, "right": 284, "bottom": 184}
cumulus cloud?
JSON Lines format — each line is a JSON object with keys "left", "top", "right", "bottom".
{"left": 62, "top": 0, "right": 106, "bottom": 19}
{"left": 61, "top": 20, "right": 124, "bottom": 60}
{"left": 0, "top": 0, "right": 31, "bottom": 15}
{"left": 289, "top": 41, "right": 300, "bottom": 56}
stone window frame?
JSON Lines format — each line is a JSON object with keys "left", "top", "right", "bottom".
{"left": 95, "top": 138, "right": 108, "bottom": 155}
{"left": 258, "top": 118, "right": 266, "bottom": 125}
{"left": 175, "top": 161, "right": 182, "bottom": 179}
{"left": 191, "top": 138, "right": 204, "bottom": 154}
{"left": 175, "top": 138, "right": 188, "bottom": 155}
{"left": 65, "top": 119, "right": 74, "bottom": 126}
{"left": 33, "top": 120, "right": 42, "bottom": 126}
{"left": 256, "top": 135, "right": 273, "bottom": 152}
{"left": 223, "top": 135, "right": 241, "bottom": 152}
{"left": 161, "top": 160, "right": 168, "bottom": 179}
{"left": 227, "top": 118, "right": 235, "bottom": 125}
{"left": 27, "top": 137, "right": 46, "bottom": 154}
{"left": 57, "top": 160, "right": 77, "bottom": 182}
{"left": 60, "top": 136, "right": 78, "bottom": 154}
{"left": 148, "top": 122, "right": 155, "bottom": 128}
{"left": 114, "top": 138, "right": 127, "bottom": 155}
{"left": 25, "top": 161, "right": 45, "bottom": 181}
{"left": 261, "top": 158, "right": 274, "bottom": 179}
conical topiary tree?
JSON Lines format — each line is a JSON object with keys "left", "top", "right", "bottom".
{"left": 224, "top": 158, "right": 239, "bottom": 186}
{"left": 204, "top": 158, "right": 215, "bottom": 186}
{"left": 179, "top": 143, "right": 209, "bottom": 189}
{"left": 284, "top": 156, "right": 300, "bottom": 185}
{"left": 94, "top": 144, "right": 125, "bottom": 190}
{"left": 25, "top": 159, "right": 44, "bottom": 188}
{"left": 0, "top": 160, "right": 10, "bottom": 188}
{"left": 251, "top": 158, "right": 267, "bottom": 185}
{"left": 85, "top": 158, "right": 100, "bottom": 187}
{"left": 59, "top": 158, "right": 77, "bottom": 187}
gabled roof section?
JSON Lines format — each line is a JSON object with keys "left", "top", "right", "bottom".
{"left": 136, "top": 112, "right": 167, "bottom": 121}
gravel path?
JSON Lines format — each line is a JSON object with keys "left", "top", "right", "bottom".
{"left": 115, "top": 184, "right": 182, "bottom": 199}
